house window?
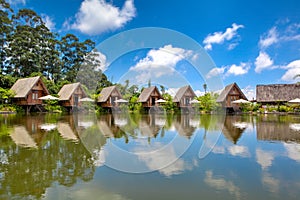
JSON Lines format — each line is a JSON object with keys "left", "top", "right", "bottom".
{"left": 32, "top": 92, "right": 38, "bottom": 100}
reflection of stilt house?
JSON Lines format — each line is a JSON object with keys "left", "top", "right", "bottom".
{"left": 256, "top": 83, "right": 300, "bottom": 105}
{"left": 97, "top": 86, "right": 122, "bottom": 111}
{"left": 173, "top": 85, "right": 197, "bottom": 113}
{"left": 138, "top": 86, "right": 162, "bottom": 111}
{"left": 216, "top": 83, "right": 247, "bottom": 113}
{"left": 10, "top": 76, "right": 49, "bottom": 113}
{"left": 58, "top": 83, "right": 87, "bottom": 111}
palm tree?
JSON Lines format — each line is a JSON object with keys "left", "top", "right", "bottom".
{"left": 203, "top": 83, "right": 207, "bottom": 94}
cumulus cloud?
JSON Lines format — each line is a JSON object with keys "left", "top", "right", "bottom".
{"left": 256, "top": 149, "right": 275, "bottom": 170}
{"left": 254, "top": 51, "right": 276, "bottom": 73}
{"left": 65, "top": 0, "right": 136, "bottom": 35}
{"left": 284, "top": 143, "right": 300, "bottom": 162}
{"left": 241, "top": 85, "right": 256, "bottom": 100}
{"left": 206, "top": 67, "right": 226, "bottom": 79}
{"left": 226, "top": 62, "right": 250, "bottom": 76}
{"left": 281, "top": 60, "right": 300, "bottom": 81}
{"left": 228, "top": 145, "right": 250, "bottom": 158}
{"left": 130, "top": 45, "right": 194, "bottom": 83}
{"left": 259, "top": 27, "right": 278, "bottom": 49}
{"left": 203, "top": 23, "right": 244, "bottom": 50}
{"left": 41, "top": 14, "right": 55, "bottom": 31}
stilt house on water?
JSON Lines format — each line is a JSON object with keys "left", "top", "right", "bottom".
{"left": 97, "top": 86, "right": 123, "bottom": 111}
{"left": 173, "top": 85, "right": 197, "bottom": 113}
{"left": 216, "top": 83, "right": 248, "bottom": 112}
{"left": 58, "top": 82, "right": 87, "bottom": 111}
{"left": 10, "top": 76, "right": 49, "bottom": 112}
{"left": 256, "top": 83, "right": 300, "bottom": 104}
{"left": 138, "top": 86, "right": 162, "bottom": 111}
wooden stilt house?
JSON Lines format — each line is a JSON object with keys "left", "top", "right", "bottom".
{"left": 216, "top": 83, "right": 247, "bottom": 112}
{"left": 10, "top": 76, "right": 49, "bottom": 112}
{"left": 173, "top": 85, "right": 197, "bottom": 110}
{"left": 58, "top": 83, "right": 87, "bottom": 111}
{"left": 138, "top": 86, "right": 162, "bottom": 111}
{"left": 97, "top": 86, "right": 122, "bottom": 109}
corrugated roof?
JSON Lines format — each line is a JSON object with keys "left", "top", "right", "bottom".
{"left": 138, "top": 86, "right": 160, "bottom": 102}
{"left": 256, "top": 83, "right": 300, "bottom": 102}
{"left": 173, "top": 85, "right": 196, "bottom": 102}
{"left": 216, "top": 83, "right": 247, "bottom": 103}
{"left": 58, "top": 82, "right": 85, "bottom": 101}
{"left": 11, "top": 76, "right": 49, "bottom": 98}
{"left": 97, "top": 86, "right": 121, "bottom": 102}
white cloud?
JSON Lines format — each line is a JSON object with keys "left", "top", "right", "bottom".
{"left": 8, "top": 0, "right": 26, "bottom": 5}
{"left": 254, "top": 51, "right": 276, "bottom": 73}
{"left": 281, "top": 60, "right": 300, "bottom": 81}
{"left": 206, "top": 67, "right": 226, "bottom": 79}
{"left": 205, "top": 170, "right": 242, "bottom": 200}
{"left": 165, "top": 88, "right": 179, "bottom": 97}
{"left": 259, "top": 27, "right": 278, "bottom": 49}
{"left": 130, "top": 45, "right": 194, "bottom": 83}
{"left": 41, "top": 14, "right": 55, "bottom": 31}
{"left": 66, "top": 0, "right": 136, "bottom": 35}
{"left": 226, "top": 62, "right": 250, "bottom": 76}
{"left": 228, "top": 145, "right": 250, "bottom": 158}
{"left": 256, "top": 149, "right": 275, "bottom": 170}
{"left": 241, "top": 85, "right": 256, "bottom": 100}
{"left": 194, "top": 90, "right": 205, "bottom": 97}
{"left": 203, "top": 23, "right": 244, "bottom": 50}
{"left": 284, "top": 143, "right": 300, "bottom": 162}
{"left": 262, "top": 172, "right": 280, "bottom": 194}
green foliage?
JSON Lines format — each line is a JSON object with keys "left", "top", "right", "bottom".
{"left": 240, "top": 103, "right": 261, "bottom": 112}
{"left": 43, "top": 100, "right": 63, "bottom": 113}
{"left": 162, "top": 93, "right": 178, "bottom": 113}
{"left": 128, "top": 95, "right": 142, "bottom": 112}
{"left": 197, "top": 93, "right": 219, "bottom": 112}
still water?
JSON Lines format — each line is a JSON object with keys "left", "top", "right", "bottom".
{"left": 1, "top": 113, "right": 300, "bottom": 200}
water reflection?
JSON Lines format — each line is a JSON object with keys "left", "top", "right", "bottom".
{"left": 1, "top": 113, "right": 300, "bottom": 200}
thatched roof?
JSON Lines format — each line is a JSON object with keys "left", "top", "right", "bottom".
{"left": 58, "top": 82, "right": 86, "bottom": 101}
{"left": 216, "top": 83, "right": 247, "bottom": 103}
{"left": 138, "top": 86, "right": 161, "bottom": 102}
{"left": 256, "top": 83, "right": 300, "bottom": 103}
{"left": 10, "top": 76, "right": 49, "bottom": 98}
{"left": 173, "top": 85, "right": 196, "bottom": 102}
{"left": 97, "top": 86, "right": 122, "bottom": 102}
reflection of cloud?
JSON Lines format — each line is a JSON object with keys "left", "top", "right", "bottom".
{"left": 284, "top": 143, "right": 300, "bottom": 162}
{"left": 256, "top": 148, "right": 275, "bottom": 170}
{"left": 205, "top": 170, "right": 242, "bottom": 200}
{"left": 232, "top": 122, "right": 251, "bottom": 129}
{"left": 262, "top": 172, "right": 280, "bottom": 194}
{"left": 44, "top": 184, "right": 131, "bottom": 200}
{"left": 228, "top": 145, "right": 250, "bottom": 158}
{"left": 136, "top": 143, "right": 193, "bottom": 177}
{"left": 212, "top": 146, "right": 226, "bottom": 154}
{"left": 92, "top": 148, "right": 106, "bottom": 167}
{"left": 289, "top": 123, "right": 300, "bottom": 131}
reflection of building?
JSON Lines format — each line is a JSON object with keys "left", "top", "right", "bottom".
{"left": 173, "top": 85, "right": 197, "bottom": 113}
{"left": 138, "top": 86, "right": 162, "bottom": 111}
{"left": 10, "top": 126, "right": 38, "bottom": 148}
{"left": 58, "top": 82, "right": 87, "bottom": 111}
{"left": 57, "top": 122, "right": 79, "bottom": 142}
{"left": 10, "top": 76, "right": 49, "bottom": 112}
{"left": 257, "top": 120, "right": 300, "bottom": 143}
{"left": 97, "top": 86, "right": 122, "bottom": 110}
{"left": 174, "top": 115, "right": 197, "bottom": 138}
{"left": 138, "top": 114, "right": 161, "bottom": 138}
{"left": 216, "top": 83, "right": 247, "bottom": 112}
{"left": 222, "top": 116, "right": 247, "bottom": 144}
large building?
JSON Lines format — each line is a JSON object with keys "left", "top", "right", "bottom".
{"left": 256, "top": 83, "right": 300, "bottom": 104}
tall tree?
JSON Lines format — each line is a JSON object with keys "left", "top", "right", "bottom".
{"left": 6, "top": 9, "right": 59, "bottom": 78}
{"left": 59, "top": 34, "right": 95, "bottom": 82}
{"left": 203, "top": 83, "right": 207, "bottom": 94}
{"left": 0, "top": 0, "right": 13, "bottom": 72}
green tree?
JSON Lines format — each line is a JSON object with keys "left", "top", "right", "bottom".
{"left": 197, "top": 93, "right": 219, "bottom": 112}
{"left": 203, "top": 83, "right": 207, "bottom": 94}
{"left": 162, "top": 93, "right": 177, "bottom": 113}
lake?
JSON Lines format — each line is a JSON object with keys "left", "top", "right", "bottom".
{"left": 1, "top": 113, "right": 300, "bottom": 200}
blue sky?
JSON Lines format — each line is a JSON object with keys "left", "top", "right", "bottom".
{"left": 9, "top": 0, "right": 300, "bottom": 99}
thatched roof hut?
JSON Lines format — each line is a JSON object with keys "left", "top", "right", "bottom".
{"left": 10, "top": 76, "right": 49, "bottom": 106}
{"left": 173, "top": 85, "right": 197, "bottom": 107}
{"left": 256, "top": 83, "right": 300, "bottom": 104}
{"left": 58, "top": 82, "right": 87, "bottom": 108}
{"left": 97, "top": 86, "right": 122, "bottom": 107}
{"left": 216, "top": 83, "right": 247, "bottom": 108}
{"left": 138, "top": 86, "right": 162, "bottom": 108}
